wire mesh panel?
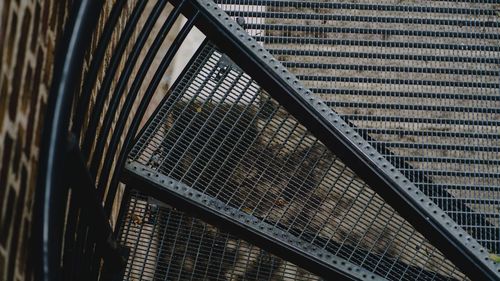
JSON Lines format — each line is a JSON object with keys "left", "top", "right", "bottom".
{"left": 125, "top": 41, "right": 469, "bottom": 280}
{"left": 119, "top": 190, "right": 321, "bottom": 280}
{"left": 215, "top": 0, "right": 500, "bottom": 257}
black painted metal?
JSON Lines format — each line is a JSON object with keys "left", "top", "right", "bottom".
{"left": 216, "top": 0, "right": 500, "bottom": 256}
{"left": 160, "top": 1, "right": 498, "bottom": 280}
{"left": 122, "top": 40, "right": 466, "bottom": 280}
{"left": 119, "top": 191, "right": 317, "bottom": 280}
{"left": 268, "top": 48, "right": 500, "bottom": 65}
{"left": 120, "top": 2, "right": 494, "bottom": 278}
{"left": 33, "top": 1, "right": 103, "bottom": 280}
{"left": 214, "top": 0, "right": 500, "bottom": 15}
{"left": 33, "top": 0, "right": 202, "bottom": 279}
{"left": 79, "top": 0, "right": 147, "bottom": 160}
{"left": 225, "top": 10, "right": 500, "bottom": 28}
{"left": 65, "top": 135, "right": 129, "bottom": 280}
{"left": 100, "top": 0, "right": 195, "bottom": 215}
{"left": 88, "top": 0, "right": 169, "bottom": 183}
{"left": 71, "top": 0, "right": 127, "bottom": 139}
{"left": 34, "top": 0, "right": 500, "bottom": 280}
{"left": 119, "top": 190, "right": 459, "bottom": 281}
{"left": 123, "top": 162, "right": 380, "bottom": 281}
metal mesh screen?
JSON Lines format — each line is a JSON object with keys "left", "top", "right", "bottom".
{"left": 215, "top": 0, "right": 500, "bottom": 255}
{"left": 119, "top": 190, "right": 320, "bottom": 280}
{"left": 126, "top": 42, "right": 467, "bottom": 280}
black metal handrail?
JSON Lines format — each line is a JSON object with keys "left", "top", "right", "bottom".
{"left": 171, "top": 0, "right": 499, "bottom": 279}
{"left": 33, "top": 0, "right": 500, "bottom": 280}
{"left": 33, "top": 0, "right": 195, "bottom": 280}
{"left": 33, "top": 1, "right": 103, "bottom": 280}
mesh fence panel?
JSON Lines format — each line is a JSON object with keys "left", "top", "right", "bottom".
{"left": 215, "top": 0, "right": 500, "bottom": 256}
{"left": 126, "top": 42, "right": 466, "bottom": 280}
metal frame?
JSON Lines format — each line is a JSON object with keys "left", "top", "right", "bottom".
{"left": 33, "top": 0, "right": 500, "bottom": 280}
{"left": 125, "top": 159, "right": 468, "bottom": 281}
{"left": 33, "top": 1, "right": 104, "bottom": 280}
{"left": 102, "top": 0, "right": 197, "bottom": 217}
{"left": 124, "top": 161, "right": 386, "bottom": 280}
{"left": 65, "top": 135, "right": 129, "bottom": 280}
{"left": 33, "top": 0, "right": 195, "bottom": 280}
{"left": 217, "top": 0, "right": 500, "bottom": 254}
{"left": 133, "top": 0, "right": 499, "bottom": 279}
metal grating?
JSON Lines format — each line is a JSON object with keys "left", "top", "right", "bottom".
{"left": 119, "top": 190, "right": 321, "bottom": 280}
{"left": 36, "top": 0, "right": 500, "bottom": 279}
{"left": 215, "top": 0, "right": 500, "bottom": 256}
{"left": 124, "top": 42, "right": 467, "bottom": 280}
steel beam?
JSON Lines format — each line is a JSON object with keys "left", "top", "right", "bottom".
{"left": 145, "top": 0, "right": 500, "bottom": 279}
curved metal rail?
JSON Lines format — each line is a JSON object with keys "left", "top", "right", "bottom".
{"left": 33, "top": 0, "right": 197, "bottom": 280}
{"left": 33, "top": 0, "right": 500, "bottom": 280}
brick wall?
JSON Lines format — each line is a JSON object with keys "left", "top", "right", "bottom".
{"left": 0, "top": 1, "right": 137, "bottom": 280}
{"left": 0, "top": 1, "right": 70, "bottom": 280}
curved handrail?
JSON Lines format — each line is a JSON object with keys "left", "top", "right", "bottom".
{"left": 33, "top": 1, "right": 103, "bottom": 280}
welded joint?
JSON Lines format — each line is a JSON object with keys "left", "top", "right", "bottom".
{"left": 188, "top": 0, "right": 500, "bottom": 276}
{"left": 126, "top": 160, "right": 387, "bottom": 281}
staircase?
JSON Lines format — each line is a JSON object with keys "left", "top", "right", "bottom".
{"left": 35, "top": 0, "right": 500, "bottom": 280}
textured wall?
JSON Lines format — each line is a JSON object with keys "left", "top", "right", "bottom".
{"left": 0, "top": 1, "right": 71, "bottom": 280}
{"left": 0, "top": 1, "right": 137, "bottom": 280}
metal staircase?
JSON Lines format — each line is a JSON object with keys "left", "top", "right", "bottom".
{"left": 34, "top": 0, "right": 500, "bottom": 280}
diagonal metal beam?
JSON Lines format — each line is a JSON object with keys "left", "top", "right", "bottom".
{"left": 66, "top": 135, "right": 129, "bottom": 279}
{"left": 215, "top": 0, "right": 500, "bottom": 253}
{"left": 123, "top": 161, "right": 386, "bottom": 281}
{"left": 146, "top": 0, "right": 500, "bottom": 279}
{"left": 124, "top": 163, "right": 463, "bottom": 281}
